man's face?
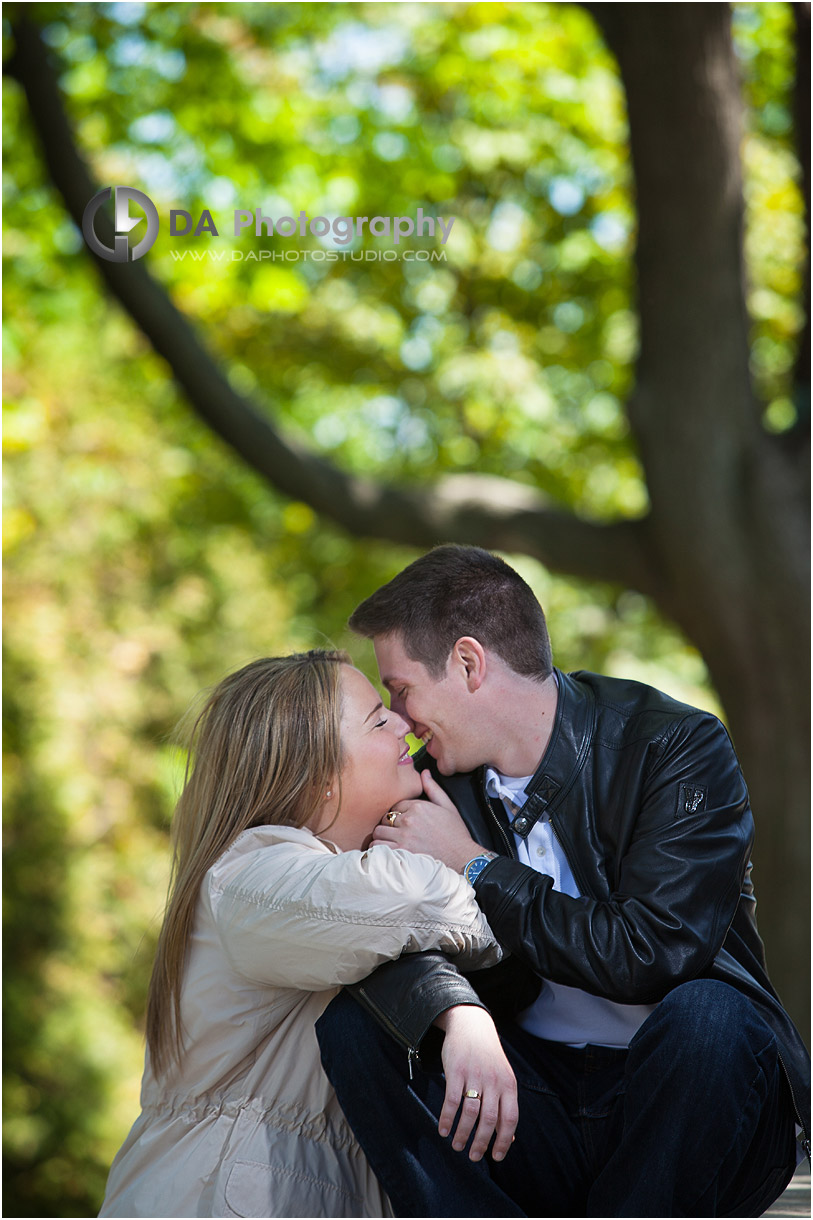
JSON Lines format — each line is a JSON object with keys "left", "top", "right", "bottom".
{"left": 373, "top": 633, "right": 484, "bottom": 776}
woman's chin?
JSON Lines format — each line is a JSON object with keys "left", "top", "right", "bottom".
{"left": 402, "top": 773, "right": 424, "bottom": 800}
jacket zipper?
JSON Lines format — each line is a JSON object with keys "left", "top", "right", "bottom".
{"left": 480, "top": 775, "right": 518, "bottom": 859}
{"left": 355, "top": 983, "right": 420, "bottom": 1078}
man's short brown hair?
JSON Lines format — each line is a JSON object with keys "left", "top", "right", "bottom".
{"left": 348, "top": 545, "right": 553, "bottom": 680}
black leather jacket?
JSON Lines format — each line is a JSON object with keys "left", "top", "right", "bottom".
{"left": 349, "top": 669, "right": 810, "bottom": 1149}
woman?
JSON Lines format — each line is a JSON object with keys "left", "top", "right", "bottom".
{"left": 99, "top": 651, "right": 504, "bottom": 1218}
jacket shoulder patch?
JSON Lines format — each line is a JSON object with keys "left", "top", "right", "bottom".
{"left": 676, "top": 783, "right": 707, "bottom": 817}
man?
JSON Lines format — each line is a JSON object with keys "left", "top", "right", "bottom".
{"left": 316, "top": 545, "right": 809, "bottom": 1217}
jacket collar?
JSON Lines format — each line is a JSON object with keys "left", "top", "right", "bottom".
{"left": 483, "top": 668, "right": 596, "bottom": 840}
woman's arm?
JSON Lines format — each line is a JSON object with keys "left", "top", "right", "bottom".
{"left": 209, "top": 834, "right": 503, "bottom": 990}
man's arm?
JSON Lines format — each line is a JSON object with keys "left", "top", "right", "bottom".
{"left": 376, "top": 713, "right": 753, "bottom": 1004}
{"left": 469, "top": 714, "right": 753, "bottom": 1002}
{"left": 346, "top": 953, "right": 520, "bottom": 1161}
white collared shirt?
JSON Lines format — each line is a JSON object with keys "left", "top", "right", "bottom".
{"left": 484, "top": 766, "right": 656, "bottom": 1048}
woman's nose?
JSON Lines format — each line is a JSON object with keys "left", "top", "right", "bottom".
{"left": 391, "top": 709, "right": 413, "bottom": 736}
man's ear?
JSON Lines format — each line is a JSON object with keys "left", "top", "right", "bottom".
{"left": 451, "top": 637, "right": 487, "bottom": 691}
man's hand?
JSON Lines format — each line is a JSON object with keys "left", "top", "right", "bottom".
{"left": 434, "top": 1004, "right": 518, "bottom": 1162}
{"left": 369, "top": 771, "right": 485, "bottom": 871}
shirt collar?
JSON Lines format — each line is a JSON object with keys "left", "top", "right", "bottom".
{"left": 484, "top": 767, "right": 533, "bottom": 806}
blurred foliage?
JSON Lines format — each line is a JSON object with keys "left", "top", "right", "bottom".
{"left": 2, "top": 3, "right": 805, "bottom": 1215}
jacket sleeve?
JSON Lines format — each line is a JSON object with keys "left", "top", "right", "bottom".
{"left": 473, "top": 713, "right": 754, "bottom": 1003}
{"left": 209, "top": 842, "right": 503, "bottom": 991}
{"left": 345, "top": 949, "right": 544, "bottom": 1054}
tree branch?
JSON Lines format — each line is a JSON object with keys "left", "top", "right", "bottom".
{"left": 581, "top": 5, "right": 761, "bottom": 485}
{"left": 6, "top": 14, "right": 655, "bottom": 593}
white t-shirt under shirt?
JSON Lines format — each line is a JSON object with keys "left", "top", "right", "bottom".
{"left": 484, "top": 766, "right": 657, "bottom": 1048}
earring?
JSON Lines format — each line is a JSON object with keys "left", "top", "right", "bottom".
{"left": 326, "top": 789, "right": 333, "bottom": 799}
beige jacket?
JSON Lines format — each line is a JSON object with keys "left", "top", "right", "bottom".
{"left": 99, "top": 824, "right": 501, "bottom": 1218}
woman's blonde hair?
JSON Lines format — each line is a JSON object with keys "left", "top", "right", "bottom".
{"left": 146, "top": 650, "right": 350, "bottom": 1075}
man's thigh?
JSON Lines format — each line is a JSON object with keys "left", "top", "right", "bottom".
{"left": 484, "top": 1025, "right": 625, "bottom": 1217}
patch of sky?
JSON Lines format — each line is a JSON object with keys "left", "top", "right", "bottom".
{"left": 731, "top": 4, "right": 760, "bottom": 59}
{"left": 486, "top": 201, "right": 527, "bottom": 252}
{"left": 313, "top": 413, "right": 348, "bottom": 448}
{"left": 400, "top": 315, "right": 443, "bottom": 371}
{"left": 168, "top": 143, "right": 207, "bottom": 185}
{"left": 371, "top": 83, "right": 415, "bottom": 123}
{"left": 548, "top": 177, "right": 585, "bottom": 216}
{"left": 128, "top": 150, "right": 185, "bottom": 195}
{"left": 361, "top": 395, "right": 429, "bottom": 456}
{"left": 553, "top": 301, "right": 586, "bottom": 333}
{"left": 575, "top": 164, "right": 609, "bottom": 193}
{"left": 59, "top": 34, "right": 97, "bottom": 64}
{"left": 153, "top": 48, "right": 186, "bottom": 81}
{"left": 329, "top": 114, "right": 361, "bottom": 145}
{"left": 590, "top": 213, "right": 628, "bottom": 252}
{"left": 109, "top": 31, "right": 184, "bottom": 79}
{"left": 314, "top": 22, "right": 408, "bottom": 83}
{"left": 42, "top": 22, "right": 70, "bottom": 47}
{"left": 373, "top": 132, "right": 408, "bottom": 161}
{"left": 258, "top": 194, "right": 295, "bottom": 219}
{"left": 345, "top": 79, "right": 373, "bottom": 110}
{"left": 208, "top": 177, "right": 238, "bottom": 209}
{"left": 110, "top": 32, "right": 147, "bottom": 66}
{"left": 362, "top": 394, "right": 403, "bottom": 430}
{"left": 489, "top": 329, "right": 520, "bottom": 354}
{"left": 397, "top": 413, "right": 431, "bottom": 453}
{"left": 104, "top": 3, "right": 147, "bottom": 24}
{"left": 512, "top": 261, "right": 544, "bottom": 291}
{"left": 400, "top": 335, "right": 434, "bottom": 371}
{"left": 129, "top": 111, "right": 176, "bottom": 144}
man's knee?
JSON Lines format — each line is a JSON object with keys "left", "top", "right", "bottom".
{"left": 635, "top": 979, "right": 774, "bottom": 1065}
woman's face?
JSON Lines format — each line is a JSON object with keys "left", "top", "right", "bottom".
{"left": 316, "top": 664, "right": 422, "bottom": 851}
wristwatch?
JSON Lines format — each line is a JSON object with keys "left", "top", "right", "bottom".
{"left": 462, "top": 851, "right": 498, "bottom": 886}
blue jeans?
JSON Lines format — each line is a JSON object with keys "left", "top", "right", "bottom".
{"left": 316, "top": 979, "right": 798, "bottom": 1217}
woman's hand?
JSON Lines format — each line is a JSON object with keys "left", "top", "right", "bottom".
{"left": 370, "top": 771, "right": 483, "bottom": 871}
{"left": 434, "top": 1004, "right": 518, "bottom": 1162}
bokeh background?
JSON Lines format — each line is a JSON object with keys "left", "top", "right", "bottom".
{"left": 3, "top": 3, "right": 809, "bottom": 1215}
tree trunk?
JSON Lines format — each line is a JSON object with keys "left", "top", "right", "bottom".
{"left": 590, "top": 3, "right": 810, "bottom": 1035}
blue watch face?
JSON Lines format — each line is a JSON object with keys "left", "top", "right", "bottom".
{"left": 465, "top": 856, "right": 490, "bottom": 883}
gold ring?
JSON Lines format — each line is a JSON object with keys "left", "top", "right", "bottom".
{"left": 464, "top": 1089, "right": 481, "bottom": 1101}
{"left": 386, "top": 811, "right": 399, "bottom": 826}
